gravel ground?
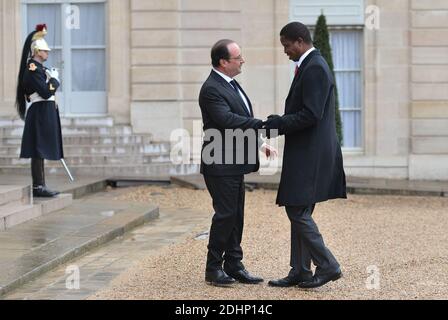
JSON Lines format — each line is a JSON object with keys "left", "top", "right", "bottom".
{"left": 90, "top": 185, "right": 448, "bottom": 300}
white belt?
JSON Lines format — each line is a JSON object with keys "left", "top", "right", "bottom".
{"left": 29, "top": 92, "right": 55, "bottom": 103}
{"left": 25, "top": 93, "right": 56, "bottom": 116}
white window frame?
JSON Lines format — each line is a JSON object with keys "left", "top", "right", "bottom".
{"left": 330, "top": 25, "right": 364, "bottom": 153}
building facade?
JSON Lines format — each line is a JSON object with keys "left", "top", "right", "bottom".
{"left": 0, "top": 0, "right": 447, "bottom": 180}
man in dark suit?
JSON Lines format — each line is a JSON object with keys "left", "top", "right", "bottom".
{"left": 199, "top": 39, "right": 274, "bottom": 287}
{"left": 264, "top": 22, "right": 347, "bottom": 289}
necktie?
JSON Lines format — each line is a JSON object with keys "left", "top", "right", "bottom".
{"left": 295, "top": 65, "right": 300, "bottom": 77}
{"left": 230, "top": 80, "right": 251, "bottom": 115}
{"left": 230, "top": 80, "right": 239, "bottom": 93}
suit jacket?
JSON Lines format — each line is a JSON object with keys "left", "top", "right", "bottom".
{"left": 198, "top": 70, "right": 262, "bottom": 176}
{"left": 276, "top": 49, "right": 347, "bottom": 206}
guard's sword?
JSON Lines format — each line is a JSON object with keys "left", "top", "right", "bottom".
{"left": 60, "top": 158, "right": 74, "bottom": 182}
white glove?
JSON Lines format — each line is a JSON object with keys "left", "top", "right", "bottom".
{"left": 46, "top": 68, "right": 59, "bottom": 81}
{"left": 260, "top": 143, "right": 278, "bottom": 160}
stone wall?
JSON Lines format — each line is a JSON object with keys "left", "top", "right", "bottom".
{"left": 128, "top": 0, "right": 288, "bottom": 142}
{"left": 344, "top": 0, "right": 411, "bottom": 179}
{"left": 409, "top": 0, "right": 448, "bottom": 179}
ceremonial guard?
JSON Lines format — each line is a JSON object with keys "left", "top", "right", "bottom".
{"left": 15, "top": 24, "right": 64, "bottom": 197}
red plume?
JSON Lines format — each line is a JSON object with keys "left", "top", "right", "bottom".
{"left": 35, "top": 24, "right": 47, "bottom": 32}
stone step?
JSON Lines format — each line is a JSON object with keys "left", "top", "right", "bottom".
{"left": 0, "top": 185, "right": 31, "bottom": 207}
{"left": 0, "top": 163, "right": 200, "bottom": 178}
{"left": 1, "top": 134, "right": 154, "bottom": 146}
{"left": 0, "top": 193, "right": 73, "bottom": 231}
{"left": 0, "top": 199, "right": 28, "bottom": 213}
{"left": 0, "top": 190, "right": 159, "bottom": 297}
{"left": 0, "top": 116, "right": 115, "bottom": 128}
{"left": 60, "top": 116, "right": 115, "bottom": 127}
{"left": 0, "top": 142, "right": 171, "bottom": 157}
{"left": 0, "top": 118, "right": 25, "bottom": 128}
{"left": 0, "top": 154, "right": 172, "bottom": 166}
{"left": 34, "top": 193, "right": 73, "bottom": 215}
{"left": 0, "top": 125, "right": 135, "bottom": 138}
{"left": 0, "top": 174, "right": 108, "bottom": 201}
{"left": 1, "top": 182, "right": 73, "bottom": 231}
{"left": 0, "top": 204, "right": 41, "bottom": 231}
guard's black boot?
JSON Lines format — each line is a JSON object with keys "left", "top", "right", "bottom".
{"left": 33, "top": 185, "right": 59, "bottom": 198}
{"left": 31, "top": 158, "right": 59, "bottom": 197}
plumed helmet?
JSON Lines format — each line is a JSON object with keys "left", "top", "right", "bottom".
{"left": 31, "top": 38, "right": 51, "bottom": 52}
{"left": 16, "top": 23, "right": 52, "bottom": 120}
{"left": 31, "top": 24, "right": 51, "bottom": 53}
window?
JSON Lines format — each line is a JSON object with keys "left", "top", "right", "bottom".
{"left": 331, "top": 29, "right": 363, "bottom": 149}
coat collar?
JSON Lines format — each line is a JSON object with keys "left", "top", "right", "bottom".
{"left": 209, "top": 70, "right": 253, "bottom": 117}
{"left": 295, "top": 47, "right": 316, "bottom": 70}
{"left": 212, "top": 68, "right": 233, "bottom": 83}
{"left": 293, "top": 49, "right": 320, "bottom": 81}
{"left": 286, "top": 49, "right": 321, "bottom": 101}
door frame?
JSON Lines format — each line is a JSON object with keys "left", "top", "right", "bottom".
{"left": 20, "top": 0, "right": 108, "bottom": 117}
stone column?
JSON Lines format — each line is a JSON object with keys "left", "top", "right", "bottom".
{"left": 108, "top": 0, "right": 131, "bottom": 124}
{"left": 0, "top": 0, "right": 21, "bottom": 118}
{"left": 346, "top": 0, "right": 411, "bottom": 178}
{"left": 409, "top": 0, "right": 448, "bottom": 179}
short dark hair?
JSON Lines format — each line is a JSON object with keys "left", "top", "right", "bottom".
{"left": 280, "top": 22, "right": 312, "bottom": 44}
{"left": 211, "top": 39, "right": 235, "bottom": 67}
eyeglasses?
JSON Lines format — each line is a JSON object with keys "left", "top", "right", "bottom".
{"left": 228, "top": 55, "right": 243, "bottom": 61}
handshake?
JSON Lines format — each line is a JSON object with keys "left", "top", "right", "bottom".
{"left": 259, "top": 114, "right": 283, "bottom": 139}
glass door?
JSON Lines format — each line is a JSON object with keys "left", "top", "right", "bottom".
{"left": 22, "top": 0, "right": 107, "bottom": 115}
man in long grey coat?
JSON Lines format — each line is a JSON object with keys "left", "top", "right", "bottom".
{"left": 264, "top": 22, "right": 347, "bottom": 289}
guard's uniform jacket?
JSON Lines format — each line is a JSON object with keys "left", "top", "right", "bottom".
{"left": 20, "top": 59, "right": 64, "bottom": 160}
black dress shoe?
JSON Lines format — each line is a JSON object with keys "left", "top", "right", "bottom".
{"left": 205, "top": 270, "right": 235, "bottom": 287}
{"left": 298, "top": 270, "right": 342, "bottom": 289}
{"left": 225, "top": 269, "right": 263, "bottom": 284}
{"left": 268, "top": 275, "right": 311, "bottom": 287}
{"left": 33, "top": 186, "right": 60, "bottom": 198}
